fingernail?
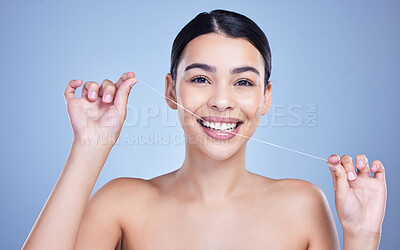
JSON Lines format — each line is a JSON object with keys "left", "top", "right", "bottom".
{"left": 371, "top": 165, "right": 377, "bottom": 171}
{"left": 329, "top": 165, "right": 336, "bottom": 172}
{"left": 348, "top": 171, "right": 357, "bottom": 180}
{"left": 90, "top": 91, "right": 97, "bottom": 99}
{"left": 357, "top": 160, "right": 364, "bottom": 167}
{"left": 104, "top": 94, "right": 112, "bottom": 102}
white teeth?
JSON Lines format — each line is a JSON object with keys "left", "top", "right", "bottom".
{"left": 200, "top": 120, "right": 238, "bottom": 131}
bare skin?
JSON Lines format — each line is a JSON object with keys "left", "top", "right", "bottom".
{"left": 76, "top": 174, "right": 337, "bottom": 250}
{"left": 23, "top": 33, "right": 386, "bottom": 250}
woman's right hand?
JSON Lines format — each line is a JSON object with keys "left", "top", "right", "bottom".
{"left": 64, "top": 71, "right": 138, "bottom": 148}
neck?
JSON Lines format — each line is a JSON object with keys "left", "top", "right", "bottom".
{"left": 174, "top": 141, "right": 250, "bottom": 202}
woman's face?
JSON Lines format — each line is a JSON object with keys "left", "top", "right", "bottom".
{"left": 165, "top": 33, "right": 272, "bottom": 160}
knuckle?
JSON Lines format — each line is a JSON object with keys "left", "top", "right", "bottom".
{"left": 64, "top": 84, "right": 71, "bottom": 96}
{"left": 102, "top": 79, "right": 113, "bottom": 85}
{"left": 85, "top": 81, "right": 98, "bottom": 89}
{"left": 372, "top": 160, "right": 383, "bottom": 168}
{"left": 341, "top": 155, "right": 352, "bottom": 163}
{"left": 117, "top": 74, "right": 125, "bottom": 82}
{"left": 356, "top": 154, "right": 368, "bottom": 163}
{"left": 83, "top": 81, "right": 90, "bottom": 89}
{"left": 336, "top": 172, "right": 348, "bottom": 181}
{"left": 357, "top": 154, "right": 366, "bottom": 159}
{"left": 90, "top": 82, "right": 99, "bottom": 88}
{"left": 104, "top": 84, "right": 116, "bottom": 93}
{"left": 64, "top": 82, "right": 71, "bottom": 91}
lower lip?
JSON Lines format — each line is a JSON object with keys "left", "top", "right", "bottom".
{"left": 198, "top": 120, "right": 242, "bottom": 140}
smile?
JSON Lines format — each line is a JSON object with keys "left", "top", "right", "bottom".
{"left": 196, "top": 116, "right": 243, "bottom": 140}
{"left": 200, "top": 120, "right": 239, "bottom": 132}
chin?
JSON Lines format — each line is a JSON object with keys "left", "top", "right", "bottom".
{"left": 188, "top": 135, "right": 245, "bottom": 161}
{"left": 206, "top": 146, "right": 238, "bottom": 161}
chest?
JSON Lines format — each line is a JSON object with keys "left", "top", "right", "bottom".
{"left": 120, "top": 199, "right": 309, "bottom": 250}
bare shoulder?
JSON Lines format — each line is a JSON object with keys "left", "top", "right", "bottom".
{"left": 248, "top": 173, "right": 324, "bottom": 199}
{"left": 95, "top": 177, "right": 158, "bottom": 205}
{"left": 75, "top": 177, "right": 157, "bottom": 249}
{"left": 256, "top": 177, "right": 330, "bottom": 212}
{"left": 100, "top": 176, "right": 155, "bottom": 193}
{"left": 274, "top": 178, "right": 326, "bottom": 201}
{"left": 267, "top": 177, "right": 339, "bottom": 249}
{"left": 84, "top": 176, "right": 158, "bottom": 220}
{"left": 85, "top": 176, "right": 159, "bottom": 222}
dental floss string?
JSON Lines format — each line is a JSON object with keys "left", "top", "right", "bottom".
{"left": 137, "top": 79, "right": 328, "bottom": 162}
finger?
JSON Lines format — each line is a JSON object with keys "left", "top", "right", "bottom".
{"left": 99, "top": 79, "right": 116, "bottom": 104}
{"left": 114, "top": 77, "right": 138, "bottom": 116}
{"left": 371, "top": 160, "right": 385, "bottom": 181}
{"left": 329, "top": 166, "right": 337, "bottom": 191}
{"left": 355, "top": 154, "right": 370, "bottom": 176}
{"left": 116, "top": 71, "right": 136, "bottom": 89}
{"left": 115, "top": 73, "right": 125, "bottom": 89}
{"left": 340, "top": 155, "right": 357, "bottom": 181}
{"left": 64, "top": 79, "right": 83, "bottom": 101}
{"left": 326, "top": 154, "right": 349, "bottom": 196}
{"left": 83, "top": 81, "right": 100, "bottom": 101}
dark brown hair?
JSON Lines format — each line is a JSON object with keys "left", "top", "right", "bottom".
{"left": 170, "top": 9, "right": 272, "bottom": 89}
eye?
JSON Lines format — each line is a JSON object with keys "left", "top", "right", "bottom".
{"left": 190, "top": 76, "right": 211, "bottom": 84}
{"left": 234, "top": 79, "right": 254, "bottom": 87}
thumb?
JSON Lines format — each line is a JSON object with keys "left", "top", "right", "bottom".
{"left": 327, "top": 154, "right": 349, "bottom": 198}
{"left": 114, "top": 77, "right": 138, "bottom": 116}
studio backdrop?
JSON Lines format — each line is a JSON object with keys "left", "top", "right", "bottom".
{"left": 0, "top": 0, "right": 399, "bottom": 249}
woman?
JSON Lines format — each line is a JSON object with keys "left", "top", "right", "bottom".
{"left": 23, "top": 9, "right": 387, "bottom": 249}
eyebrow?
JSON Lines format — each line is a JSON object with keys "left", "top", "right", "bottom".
{"left": 184, "top": 63, "right": 260, "bottom": 76}
{"left": 184, "top": 63, "right": 216, "bottom": 73}
{"left": 231, "top": 66, "right": 260, "bottom": 76}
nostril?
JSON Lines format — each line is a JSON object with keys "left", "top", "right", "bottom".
{"left": 211, "top": 104, "right": 233, "bottom": 111}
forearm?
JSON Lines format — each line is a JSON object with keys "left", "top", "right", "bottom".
{"left": 22, "top": 141, "right": 112, "bottom": 250}
{"left": 343, "top": 229, "right": 381, "bottom": 250}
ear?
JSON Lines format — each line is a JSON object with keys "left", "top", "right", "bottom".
{"left": 261, "top": 81, "right": 272, "bottom": 116}
{"left": 165, "top": 73, "right": 177, "bottom": 110}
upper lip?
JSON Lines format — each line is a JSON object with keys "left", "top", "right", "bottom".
{"left": 199, "top": 116, "right": 243, "bottom": 123}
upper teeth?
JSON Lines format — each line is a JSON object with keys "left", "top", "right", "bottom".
{"left": 201, "top": 121, "right": 238, "bottom": 131}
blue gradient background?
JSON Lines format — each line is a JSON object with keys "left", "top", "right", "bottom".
{"left": 1, "top": 0, "right": 399, "bottom": 249}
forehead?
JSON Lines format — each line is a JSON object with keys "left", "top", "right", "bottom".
{"left": 178, "top": 33, "right": 264, "bottom": 73}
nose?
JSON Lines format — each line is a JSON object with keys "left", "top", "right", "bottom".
{"left": 207, "top": 82, "right": 235, "bottom": 112}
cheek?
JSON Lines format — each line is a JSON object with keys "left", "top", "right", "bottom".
{"left": 178, "top": 85, "right": 203, "bottom": 109}
{"left": 239, "top": 92, "right": 264, "bottom": 122}
{"left": 176, "top": 84, "right": 205, "bottom": 126}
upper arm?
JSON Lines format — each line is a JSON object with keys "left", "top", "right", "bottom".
{"left": 75, "top": 177, "right": 129, "bottom": 250}
{"left": 302, "top": 182, "right": 340, "bottom": 250}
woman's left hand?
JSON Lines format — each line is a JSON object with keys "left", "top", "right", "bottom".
{"left": 326, "top": 154, "right": 387, "bottom": 236}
